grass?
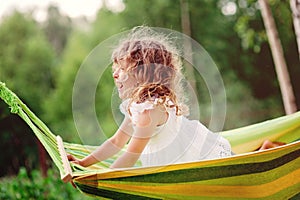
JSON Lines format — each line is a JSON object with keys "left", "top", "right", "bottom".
{"left": 0, "top": 167, "right": 97, "bottom": 200}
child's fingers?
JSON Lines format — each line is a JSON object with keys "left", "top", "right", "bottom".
{"left": 259, "top": 140, "right": 286, "bottom": 150}
{"left": 67, "top": 154, "right": 76, "bottom": 161}
{"left": 67, "top": 154, "right": 82, "bottom": 165}
{"left": 71, "top": 160, "right": 80, "bottom": 164}
{"left": 273, "top": 141, "right": 286, "bottom": 146}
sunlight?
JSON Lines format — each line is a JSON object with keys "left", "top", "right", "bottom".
{"left": 0, "top": 0, "right": 105, "bottom": 21}
{"left": 221, "top": 1, "right": 237, "bottom": 16}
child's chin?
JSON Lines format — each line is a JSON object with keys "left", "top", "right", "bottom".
{"left": 118, "top": 89, "right": 132, "bottom": 100}
{"left": 118, "top": 93, "right": 126, "bottom": 100}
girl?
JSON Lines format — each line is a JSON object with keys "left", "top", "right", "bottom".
{"left": 68, "top": 27, "right": 232, "bottom": 168}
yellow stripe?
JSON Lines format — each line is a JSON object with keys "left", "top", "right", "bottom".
{"left": 96, "top": 168, "right": 300, "bottom": 198}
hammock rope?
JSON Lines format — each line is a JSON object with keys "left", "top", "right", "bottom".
{"left": 0, "top": 81, "right": 299, "bottom": 199}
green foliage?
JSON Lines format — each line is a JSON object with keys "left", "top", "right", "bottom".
{"left": 43, "top": 31, "right": 91, "bottom": 142}
{"left": 0, "top": 167, "right": 96, "bottom": 200}
{"left": 96, "top": 67, "right": 119, "bottom": 138}
{"left": 232, "top": 0, "right": 299, "bottom": 104}
{"left": 122, "top": 0, "right": 181, "bottom": 29}
{"left": 234, "top": 0, "right": 294, "bottom": 52}
{"left": 235, "top": 15, "right": 266, "bottom": 52}
{"left": 0, "top": 11, "right": 55, "bottom": 114}
{"left": 90, "top": 9, "right": 126, "bottom": 45}
{"left": 0, "top": 11, "right": 56, "bottom": 176}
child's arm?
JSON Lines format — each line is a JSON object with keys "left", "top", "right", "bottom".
{"left": 110, "top": 107, "right": 164, "bottom": 168}
{"left": 70, "top": 116, "right": 133, "bottom": 167}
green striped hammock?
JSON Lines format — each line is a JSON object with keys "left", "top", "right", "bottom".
{"left": 0, "top": 81, "right": 299, "bottom": 199}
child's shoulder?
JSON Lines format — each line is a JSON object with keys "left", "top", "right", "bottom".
{"left": 121, "top": 98, "right": 168, "bottom": 114}
{"left": 120, "top": 98, "right": 167, "bottom": 127}
{"left": 120, "top": 99, "right": 152, "bottom": 114}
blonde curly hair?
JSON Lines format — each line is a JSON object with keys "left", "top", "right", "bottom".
{"left": 112, "top": 27, "right": 188, "bottom": 116}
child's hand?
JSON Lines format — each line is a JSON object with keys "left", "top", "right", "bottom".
{"left": 67, "top": 154, "right": 82, "bottom": 165}
{"left": 66, "top": 154, "right": 80, "bottom": 188}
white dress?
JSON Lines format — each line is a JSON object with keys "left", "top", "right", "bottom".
{"left": 120, "top": 99, "right": 232, "bottom": 167}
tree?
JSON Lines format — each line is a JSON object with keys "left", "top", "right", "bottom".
{"left": 259, "top": 0, "right": 297, "bottom": 114}
{"left": 0, "top": 11, "right": 55, "bottom": 176}
{"left": 233, "top": 0, "right": 300, "bottom": 117}
{"left": 290, "top": 0, "right": 300, "bottom": 60}
{"left": 0, "top": 12, "right": 55, "bottom": 113}
{"left": 43, "top": 4, "right": 72, "bottom": 56}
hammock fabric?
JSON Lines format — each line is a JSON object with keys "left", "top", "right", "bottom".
{"left": 0, "top": 81, "right": 299, "bottom": 199}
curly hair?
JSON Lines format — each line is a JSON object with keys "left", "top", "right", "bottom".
{"left": 112, "top": 27, "right": 188, "bottom": 116}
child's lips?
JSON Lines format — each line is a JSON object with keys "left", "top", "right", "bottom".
{"left": 115, "top": 82, "right": 123, "bottom": 90}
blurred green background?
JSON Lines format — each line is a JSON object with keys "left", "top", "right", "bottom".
{"left": 0, "top": 0, "right": 299, "bottom": 199}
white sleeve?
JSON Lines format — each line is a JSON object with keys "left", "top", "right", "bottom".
{"left": 119, "top": 99, "right": 130, "bottom": 116}
{"left": 129, "top": 101, "right": 155, "bottom": 125}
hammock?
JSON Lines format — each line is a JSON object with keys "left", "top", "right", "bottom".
{"left": 0, "top": 81, "right": 299, "bottom": 199}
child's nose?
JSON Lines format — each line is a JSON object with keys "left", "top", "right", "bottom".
{"left": 113, "top": 71, "right": 119, "bottom": 79}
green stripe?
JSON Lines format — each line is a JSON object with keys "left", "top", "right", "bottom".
{"left": 104, "top": 149, "right": 300, "bottom": 183}
{"left": 76, "top": 182, "right": 162, "bottom": 200}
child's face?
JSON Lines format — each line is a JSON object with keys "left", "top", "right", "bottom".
{"left": 112, "top": 59, "right": 137, "bottom": 99}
